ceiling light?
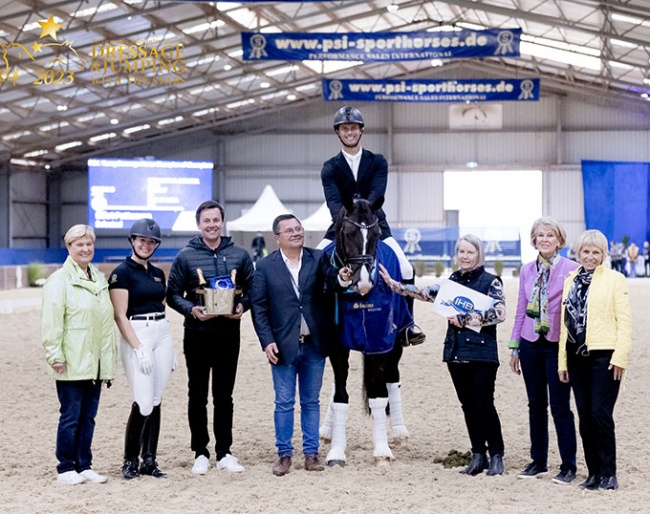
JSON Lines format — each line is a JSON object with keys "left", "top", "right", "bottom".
{"left": 89, "top": 132, "right": 117, "bottom": 143}
{"left": 55, "top": 141, "right": 83, "bottom": 152}
{"left": 123, "top": 124, "right": 150, "bottom": 135}
{"left": 287, "top": 94, "right": 297, "bottom": 101}
{"left": 57, "top": 105, "right": 68, "bottom": 111}
{"left": 387, "top": 1, "right": 399, "bottom": 13}
{"left": 260, "top": 81, "right": 270, "bottom": 88}
{"left": 224, "top": 64, "right": 232, "bottom": 71}
{"left": 110, "top": 118, "right": 119, "bottom": 125}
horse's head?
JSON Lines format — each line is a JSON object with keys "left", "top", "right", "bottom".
{"left": 335, "top": 195, "right": 383, "bottom": 296}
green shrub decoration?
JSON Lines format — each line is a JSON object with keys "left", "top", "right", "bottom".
{"left": 413, "top": 260, "right": 427, "bottom": 277}
{"left": 434, "top": 261, "right": 445, "bottom": 278}
{"left": 27, "top": 262, "right": 48, "bottom": 287}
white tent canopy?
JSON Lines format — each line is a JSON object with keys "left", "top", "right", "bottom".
{"left": 302, "top": 202, "right": 332, "bottom": 232}
{"left": 227, "top": 185, "right": 291, "bottom": 232}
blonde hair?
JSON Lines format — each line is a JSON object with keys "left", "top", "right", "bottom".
{"left": 64, "top": 224, "right": 96, "bottom": 247}
{"left": 455, "top": 234, "right": 485, "bottom": 267}
{"left": 576, "top": 229, "right": 608, "bottom": 265}
{"left": 530, "top": 217, "right": 567, "bottom": 249}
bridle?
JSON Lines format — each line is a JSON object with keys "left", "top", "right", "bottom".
{"left": 337, "top": 213, "right": 379, "bottom": 284}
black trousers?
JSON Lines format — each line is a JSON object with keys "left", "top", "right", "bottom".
{"left": 447, "top": 361, "right": 504, "bottom": 456}
{"left": 183, "top": 325, "right": 241, "bottom": 461}
{"left": 567, "top": 349, "right": 620, "bottom": 477}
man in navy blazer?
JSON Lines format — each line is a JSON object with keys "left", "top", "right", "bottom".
{"left": 251, "top": 214, "right": 351, "bottom": 477}
{"left": 318, "top": 106, "right": 425, "bottom": 345}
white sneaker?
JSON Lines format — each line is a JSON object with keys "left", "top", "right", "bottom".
{"left": 57, "top": 471, "right": 86, "bottom": 485}
{"left": 191, "top": 455, "right": 210, "bottom": 475}
{"left": 79, "top": 469, "right": 108, "bottom": 483}
{"left": 216, "top": 454, "right": 245, "bottom": 473}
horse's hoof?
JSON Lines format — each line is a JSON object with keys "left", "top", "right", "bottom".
{"left": 392, "top": 436, "right": 409, "bottom": 446}
{"left": 327, "top": 460, "right": 345, "bottom": 468}
{"left": 374, "top": 457, "right": 391, "bottom": 467}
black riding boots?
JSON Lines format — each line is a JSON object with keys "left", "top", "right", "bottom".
{"left": 122, "top": 402, "right": 166, "bottom": 479}
{"left": 140, "top": 405, "right": 166, "bottom": 477}
{"left": 402, "top": 272, "right": 426, "bottom": 346}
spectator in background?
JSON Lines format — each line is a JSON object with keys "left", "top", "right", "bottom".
{"left": 643, "top": 241, "right": 650, "bottom": 277}
{"left": 508, "top": 218, "right": 578, "bottom": 484}
{"left": 609, "top": 241, "right": 622, "bottom": 273}
{"left": 627, "top": 241, "right": 639, "bottom": 278}
{"left": 41, "top": 224, "right": 116, "bottom": 485}
{"left": 251, "top": 232, "right": 267, "bottom": 263}
{"left": 559, "top": 230, "right": 632, "bottom": 491}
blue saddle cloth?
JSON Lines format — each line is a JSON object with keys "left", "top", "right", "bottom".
{"left": 325, "top": 241, "right": 413, "bottom": 355}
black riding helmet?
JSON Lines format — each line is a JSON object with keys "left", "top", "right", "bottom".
{"left": 129, "top": 218, "right": 162, "bottom": 260}
{"left": 333, "top": 106, "right": 364, "bottom": 130}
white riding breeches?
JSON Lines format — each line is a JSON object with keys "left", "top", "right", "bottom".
{"left": 317, "top": 236, "right": 413, "bottom": 280}
{"left": 120, "top": 316, "right": 175, "bottom": 417}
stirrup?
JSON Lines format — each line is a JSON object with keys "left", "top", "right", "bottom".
{"left": 403, "top": 324, "right": 426, "bottom": 346}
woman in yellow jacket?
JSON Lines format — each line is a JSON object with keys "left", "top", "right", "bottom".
{"left": 558, "top": 230, "right": 631, "bottom": 491}
{"left": 41, "top": 225, "right": 116, "bottom": 485}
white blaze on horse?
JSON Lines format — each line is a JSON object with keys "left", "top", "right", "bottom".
{"left": 320, "top": 196, "right": 413, "bottom": 466}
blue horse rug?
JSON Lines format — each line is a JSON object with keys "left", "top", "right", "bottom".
{"left": 325, "top": 240, "right": 413, "bottom": 355}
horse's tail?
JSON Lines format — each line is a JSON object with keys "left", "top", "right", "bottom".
{"left": 362, "top": 356, "right": 370, "bottom": 415}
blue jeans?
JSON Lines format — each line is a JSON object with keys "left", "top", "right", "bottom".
{"left": 519, "top": 338, "right": 577, "bottom": 471}
{"left": 271, "top": 341, "right": 325, "bottom": 457}
{"left": 55, "top": 380, "right": 102, "bottom": 474}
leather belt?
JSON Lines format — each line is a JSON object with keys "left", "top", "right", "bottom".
{"left": 130, "top": 313, "right": 165, "bottom": 321}
{"left": 299, "top": 334, "right": 311, "bottom": 344}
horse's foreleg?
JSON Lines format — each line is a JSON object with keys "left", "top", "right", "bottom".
{"left": 319, "top": 384, "right": 336, "bottom": 443}
{"left": 325, "top": 403, "right": 349, "bottom": 467}
{"left": 387, "top": 382, "right": 409, "bottom": 443}
{"left": 369, "top": 397, "right": 394, "bottom": 466}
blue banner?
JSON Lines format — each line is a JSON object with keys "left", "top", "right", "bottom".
{"left": 391, "top": 227, "right": 521, "bottom": 263}
{"left": 323, "top": 78, "right": 539, "bottom": 103}
{"left": 242, "top": 28, "right": 521, "bottom": 61}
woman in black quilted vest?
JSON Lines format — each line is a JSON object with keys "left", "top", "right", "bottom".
{"left": 379, "top": 234, "right": 506, "bottom": 476}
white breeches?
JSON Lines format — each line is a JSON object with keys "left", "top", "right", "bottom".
{"left": 317, "top": 236, "right": 413, "bottom": 280}
{"left": 120, "top": 317, "right": 175, "bottom": 417}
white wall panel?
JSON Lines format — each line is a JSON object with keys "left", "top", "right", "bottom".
{"left": 564, "top": 131, "right": 650, "bottom": 163}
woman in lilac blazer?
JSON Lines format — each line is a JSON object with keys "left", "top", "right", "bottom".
{"left": 509, "top": 217, "right": 579, "bottom": 484}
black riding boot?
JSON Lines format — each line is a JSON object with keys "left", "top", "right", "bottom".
{"left": 402, "top": 272, "right": 426, "bottom": 346}
{"left": 460, "top": 453, "right": 489, "bottom": 476}
{"left": 487, "top": 454, "right": 504, "bottom": 476}
{"left": 140, "top": 404, "right": 166, "bottom": 478}
{"left": 122, "top": 402, "right": 146, "bottom": 480}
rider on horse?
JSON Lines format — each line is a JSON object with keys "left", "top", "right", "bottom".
{"left": 318, "top": 106, "right": 425, "bottom": 346}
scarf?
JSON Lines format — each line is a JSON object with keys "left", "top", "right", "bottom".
{"left": 526, "top": 253, "right": 558, "bottom": 334}
{"left": 564, "top": 267, "right": 594, "bottom": 356}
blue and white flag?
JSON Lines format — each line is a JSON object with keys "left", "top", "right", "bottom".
{"left": 323, "top": 78, "right": 539, "bottom": 103}
{"left": 242, "top": 28, "right": 521, "bottom": 61}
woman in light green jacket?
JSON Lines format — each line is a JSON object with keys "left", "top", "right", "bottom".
{"left": 41, "top": 225, "right": 116, "bottom": 485}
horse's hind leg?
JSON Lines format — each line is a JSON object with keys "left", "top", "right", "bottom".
{"left": 385, "top": 344, "right": 409, "bottom": 443}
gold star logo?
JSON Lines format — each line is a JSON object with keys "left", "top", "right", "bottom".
{"left": 38, "top": 15, "right": 63, "bottom": 41}
{"left": 31, "top": 41, "right": 44, "bottom": 53}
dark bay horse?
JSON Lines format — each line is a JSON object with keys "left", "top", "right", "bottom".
{"left": 320, "top": 196, "right": 412, "bottom": 466}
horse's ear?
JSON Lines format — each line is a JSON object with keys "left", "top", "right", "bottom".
{"left": 342, "top": 193, "right": 355, "bottom": 214}
{"left": 371, "top": 196, "right": 384, "bottom": 212}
